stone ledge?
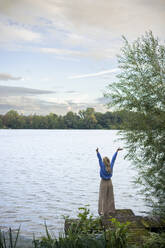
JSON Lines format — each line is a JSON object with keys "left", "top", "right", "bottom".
{"left": 64, "top": 209, "right": 165, "bottom": 245}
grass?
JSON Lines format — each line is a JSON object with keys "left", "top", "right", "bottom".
{"left": 1, "top": 206, "right": 165, "bottom": 248}
{"left": 0, "top": 227, "right": 20, "bottom": 248}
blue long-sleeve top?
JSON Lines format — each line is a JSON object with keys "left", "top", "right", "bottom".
{"left": 97, "top": 151, "right": 118, "bottom": 179}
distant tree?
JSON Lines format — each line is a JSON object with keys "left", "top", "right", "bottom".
{"left": 30, "top": 115, "right": 40, "bottom": 129}
{"left": 58, "top": 115, "right": 66, "bottom": 129}
{"left": 95, "top": 111, "right": 123, "bottom": 129}
{"left": 31, "top": 115, "right": 48, "bottom": 129}
{"left": 63, "top": 111, "right": 81, "bottom": 129}
{"left": 38, "top": 116, "right": 48, "bottom": 129}
{"left": 95, "top": 112, "right": 104, "bottom": 129}
{"left": 0, "top": 116, "right": 3, "bottom": 128}
{"left": 103, "top": 111, "right": 120, "bottom": 129}
{"left": 3, "top": 110, "right": 21, "bottom": 129}
{"left": 0, "top": 108, "right": 140, "bottom": 130}
{"left": 79, "top": 108, "right": 97, "bottom": 129}
{"left": 46, "top": 113, "right": 59, "bottom": 129}
{"left": 105, "top": 31, "right": 165, "bottom": 216}
{"left": 18, "top": 114, "right": 26, "bottom": 129}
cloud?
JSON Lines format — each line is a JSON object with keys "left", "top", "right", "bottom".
{"left": 1, "top": 0, "right": 164, "bottom": 37}
{"left": 96, "top": 97, "right": 110, "bottom": 104}
{"left": 0, "top": 95, "right": 107, "bottom": 115}
{"left": 0, "top": 21, "right": 41, "bottom": 44}
{"left": 39, "top": 46, "right": 119, "bottom": 59}
{"left": 65, "top": 90, "right": 78, "bottom": 94}
{"left": 0, "top": 89, "right": 107, "bottom": 115}
{"left": 0, "top": 85, "right": 100, "bottom": 115}
{"left": 0, "top": 85, "right": 54, "bottom": 97}
{"left": 0, "top": 0, "right": 164, "bottom": 58}
{"left": 0, "top": 73, "right": 23, "bottom": 81}
{"left": 56, "top": 0, "right": 165, "bottom": 38}
{"left": 40, "top": 47, "right": 84, "bottom": 57}
{"left": 68, "top": 68, "right": 119, "bottom": 79}
{"left": 63, "top": 33, "right": 93, "bottom": 47}
{"left": 0, "top": 96, "right": 64, "bottom": 115}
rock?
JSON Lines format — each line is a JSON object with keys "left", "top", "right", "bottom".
{"left": 64, "top": 209, "right": 165, "bottom": 246}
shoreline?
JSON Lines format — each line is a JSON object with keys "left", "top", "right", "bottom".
{"left": 1, "top": 209, "right": 165, "bottom": 248}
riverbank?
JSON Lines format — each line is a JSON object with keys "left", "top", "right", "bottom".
{"left": 1, "top": 208, "right": 165, "bottom": 248}
{"left": 65, "top": 208, "right": 165, "bottom": 246}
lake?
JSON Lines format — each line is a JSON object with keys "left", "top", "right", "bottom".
{"left": 0, "top": 130, "right": 148, "bottom": 237}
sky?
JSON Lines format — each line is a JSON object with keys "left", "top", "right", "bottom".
{"left": 0, "top": 0, "right": 164, "bottom": 115}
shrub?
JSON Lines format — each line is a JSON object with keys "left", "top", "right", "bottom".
{"left": 105, "top": 218, "right": 130, "bottom": 248}
{"left": 142, "top": 232, "right": 165, "bottom": 248}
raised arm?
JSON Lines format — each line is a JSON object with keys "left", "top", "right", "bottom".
{"left": 110, "top": 151, "right": 118, "bottom": 170}
{"left": 96, "top": 148, "right": 102, "bottom": 166}
{"left": 111, "top": 147, "right": 123, "bottom": 170}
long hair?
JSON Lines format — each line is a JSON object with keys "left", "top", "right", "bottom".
{"left": 103, "top": 156, "right": 111, "bottom": 174}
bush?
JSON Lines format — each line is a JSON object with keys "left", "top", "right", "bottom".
{"left": 66, "top": 205, "right": 102, "bottom": 235}
{"left": 105, "top": 218, "right": 130, "bottom": 248}
{"left": 142, "top": 232, "right": 165, "bottom": 248}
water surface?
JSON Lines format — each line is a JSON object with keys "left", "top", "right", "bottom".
{"left": 0, "top": 130, "right": 147, "bottom": 237}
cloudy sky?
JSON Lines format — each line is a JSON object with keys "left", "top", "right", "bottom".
{"left": 0, "top": 0, "right": 164, "bottom": 115}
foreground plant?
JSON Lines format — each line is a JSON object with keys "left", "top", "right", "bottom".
{"left": 33, "top": 222, "right": 105, "bottom": 248}
{"left": 142, "top": 232, "right": 165, "bottom": 248}
{"left": 64, "top": 205, "right": 103, "bottom": 236}
{"left": 2, "top": 206, "right": 165, "bottom": 248}
{"left": 105, "top": 218, "right": 130, "bottom": 248}
{"left": 0, "top": 227, "right": 20, "bottom": 248}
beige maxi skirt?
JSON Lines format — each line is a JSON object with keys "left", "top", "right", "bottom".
{"left": 98, "top": 178, "right": 115, "bottom": 216}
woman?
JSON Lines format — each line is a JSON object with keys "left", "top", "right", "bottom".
{"left": 96, "top": 147, "right": 123, "bottom": 216}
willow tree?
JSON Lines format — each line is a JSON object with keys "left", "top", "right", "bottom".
{"left": 105, "top": 31, "right": 165, "bottom": 216}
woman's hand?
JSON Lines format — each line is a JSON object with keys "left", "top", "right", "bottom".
{"left": 96, "top": 148, "right": 99, "bottom": 153}
{"left": 117, "top": 147, "right": 123, "bottom": 152}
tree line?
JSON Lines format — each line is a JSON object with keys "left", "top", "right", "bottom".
{"left": 0, "top": 108, "right": 135, "bottom": 129}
